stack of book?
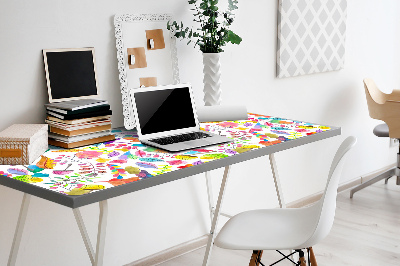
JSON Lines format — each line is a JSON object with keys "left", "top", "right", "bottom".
{"left": 45, "top": 99, "right": 115, "bottom": 148}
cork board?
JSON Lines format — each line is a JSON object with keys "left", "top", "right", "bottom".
{"left": 114, "top": 13, "right": 180, "bottom": 130}
{"left": 140, "top": 77, "right": 157, "bottom": 87}
{"left": 127, "top": 47, "right": 147, "bottom": 69}
{"left": 146, "top": 29, "right": 166, "bottom": 50}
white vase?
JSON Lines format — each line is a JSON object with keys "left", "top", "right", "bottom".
{"left": 202, "top": 53, "right": 222, "bottom": 106}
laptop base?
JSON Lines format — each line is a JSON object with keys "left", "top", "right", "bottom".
{"left": 141, "top": 131, "right": 232, "bottom": 152}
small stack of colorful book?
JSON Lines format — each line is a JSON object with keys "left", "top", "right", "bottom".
{"left": 45, "top": 99, "right": 115, "bottom": 148}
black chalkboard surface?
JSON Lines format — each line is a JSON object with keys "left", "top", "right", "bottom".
{"left": 43, "top": 48, "right": 99, "bottom": 102}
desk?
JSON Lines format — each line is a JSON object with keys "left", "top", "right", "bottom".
{"left": 0, "top": 113, "right": 340, "bottom": 266}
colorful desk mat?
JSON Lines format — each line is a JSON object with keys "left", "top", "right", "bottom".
{"left": 0, "top": 114, "right": 331, "bottom": 196}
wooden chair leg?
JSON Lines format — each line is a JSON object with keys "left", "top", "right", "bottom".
{"left": 249, "top": 250, "right": 263, "bottom": 266}
{"left": 298, "top": 250, "right": 307, "bottom": 266}
{"left": 308, "top": 247, "right": 318, "bottom": 266}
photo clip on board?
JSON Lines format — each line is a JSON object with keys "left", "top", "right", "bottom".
{"left": 130, "top": 54, "right": 135, "bottom": 65}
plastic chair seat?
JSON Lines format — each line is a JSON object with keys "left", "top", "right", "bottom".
{"left": 215, "top": 203, "right": 320, "bottom": 250}
{"left": 373, "top": 123, "right": 389, "bottom": 138}
{"left": 214, "top": 136, "right": 357, "bottom": 265}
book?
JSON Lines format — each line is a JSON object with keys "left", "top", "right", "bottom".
{"left": 44, "top": 99, "right": 108, "bottom": 111}
{"left": 47, "top": 109, "right": 112, "bottom": 120}
{"left": 46, "top": 104, "right": 110, "bottom": 115}
{"left": 49, "top": 130, "right": 112, "bottom": 143}
{"left": 49, "top": 124, "right": 112, "bottom": 137}
{"left": 45, "top": 119, "right": 111, "bottom": 131}
{"left": 46, "top": 115, "right": 112, "bottom": 125}
{"left": 48, "top": 135, "right": 115, "bottom": 149}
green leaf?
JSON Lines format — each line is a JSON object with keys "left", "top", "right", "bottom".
{"left": 228, "top": 0, "right": 238, "bottom": 10}
{"left": 166, "top": 0, "right": 241, "bottom": 52}
{"left": 199, "top": 3, "right": 206, "bottom": 9}
{"left": 226, "top": 30, "right": 242, "bottom": 44}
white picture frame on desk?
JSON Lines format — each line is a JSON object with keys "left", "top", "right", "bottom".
{"left": 114, "top": 13, "right": 180, "bottom": 130}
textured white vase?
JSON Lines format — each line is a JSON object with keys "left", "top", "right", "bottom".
{"left": 202, "top": 53, "right": 222, "bottom": 106}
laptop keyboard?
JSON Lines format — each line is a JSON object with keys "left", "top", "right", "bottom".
{"left": 149, "top": 132, "right": 211, "bottom": 145}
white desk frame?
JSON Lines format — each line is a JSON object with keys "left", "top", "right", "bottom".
{"left": 5, "top": 126, "right": 340, "bottom": 266}
{"left": 7, "top": 154, "right": 283, "bottom": 266}
{"left": 8, "top": 197, "right": 109, "bottom": 266}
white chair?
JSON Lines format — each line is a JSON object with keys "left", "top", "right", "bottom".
{"left": 214, "top": 136, "right": 356, "bottom": 266}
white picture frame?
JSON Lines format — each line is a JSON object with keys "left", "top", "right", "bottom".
{"left": 114, "top": 13, "right": 180, "bottom": 130}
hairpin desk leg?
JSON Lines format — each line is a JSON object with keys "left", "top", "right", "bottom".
{"left": 8, "top": 193, "right": 31, "bottom": 266}
{"left": 202, "top": 166, "right": 231, "bottom": 266}
{"left": 73, "top": 208, "right": 95, "bottom": 265}
{"left": 269, "top": 153, "right": 286, "bottom": 208}
{"left": 95, "top": 200, "right": 108, "bottom": 266}
{"left": 205, "top": 171, "right": 214, "bottom": 222}
{"left": 74, "top": 200, "right": 108, "bottom": 266}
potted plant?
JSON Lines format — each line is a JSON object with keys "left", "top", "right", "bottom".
{"left": 167, "top": 0, "right": 242, "bottom": 106}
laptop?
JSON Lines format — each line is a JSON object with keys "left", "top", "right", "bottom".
{"left": 130, "top": 84, "right": 232, "bottom": 152}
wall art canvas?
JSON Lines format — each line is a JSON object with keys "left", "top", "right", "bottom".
{"left": 277, "top": 0, "right": 347, "bottom": 78}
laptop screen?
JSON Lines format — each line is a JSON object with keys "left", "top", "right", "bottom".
{"left": 134, "top": 86, "right": 197, "bottom": 135}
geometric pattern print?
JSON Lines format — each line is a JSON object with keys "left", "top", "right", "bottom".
{"left": 203, "top": 54, "right": 222, "bottom": 106}
{"left": 0, "top": 114, "right": 332, "bottom": 196}
{"left": 277, "top": 0, "right": 347, "bottom": 78}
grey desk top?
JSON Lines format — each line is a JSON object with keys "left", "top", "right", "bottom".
{"left": 0, "top": 116, "right": 340, "bottom": 209}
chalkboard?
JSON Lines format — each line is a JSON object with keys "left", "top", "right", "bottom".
{"left": 43, "top": 48, "right": 99, "bottom": 103}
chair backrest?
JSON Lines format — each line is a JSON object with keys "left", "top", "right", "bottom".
{"left": 364, "top": 78, "right": 381, "bottom": 120}
{"left": 364, "top": 78, "right": 400, "bottom": 138}
{"left": 364, "top": 78, "right": 389, "bottom": 120}
{"left": 302, "top": 136, "right": 356, "bottom": 248}
{"left": 364, "top": 78, "right": 400, "bottom": 105}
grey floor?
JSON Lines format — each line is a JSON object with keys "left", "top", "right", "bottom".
{"left": 159, "top": 178, "right": 400, "bottom": 266}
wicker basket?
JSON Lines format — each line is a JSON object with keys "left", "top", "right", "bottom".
{"left": 0, "top": 124, "right": 48, "bottom": 165}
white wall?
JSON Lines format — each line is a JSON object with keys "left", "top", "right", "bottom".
{"left": 1, "top": 0, "right": 400, "bottom": 265}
